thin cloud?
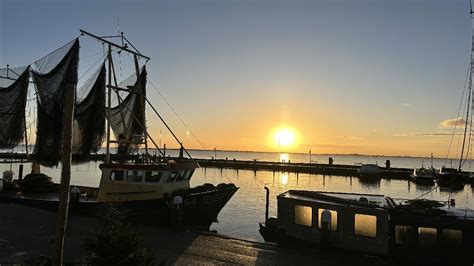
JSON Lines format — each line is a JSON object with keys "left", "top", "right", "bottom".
{"left": 440, "top": 117, "right": 465, "bottom": 128}
{"left": 400, "top": 103, "right": 412, "bottom": 107}
{"left": 392, "top": 132, "right": 459, "bottom": 137}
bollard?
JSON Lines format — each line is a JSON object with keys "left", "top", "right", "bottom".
{"left": 385, "top": 160, "right": 391, "bottom": 169}
{"left": 18, "top": 164, "right": 24, "bottom": 182}
{"left": 328, "top": 157, "right": 333, "bottom": 165}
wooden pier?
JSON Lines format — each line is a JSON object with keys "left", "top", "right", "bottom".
{"left": 0, "top": 152, "right": 414, "bottom": 180}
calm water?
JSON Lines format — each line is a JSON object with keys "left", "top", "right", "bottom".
{"left": 0, "top": 151, "right": 473, "bottom": 242}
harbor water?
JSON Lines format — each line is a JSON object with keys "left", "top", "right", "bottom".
{"left": 0, "top": 150, "right": 473, "bottom": 242}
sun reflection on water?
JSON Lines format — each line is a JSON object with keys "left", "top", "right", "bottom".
{"left": 280, "top": 173, "right": 289, "bottom": 185}
{"left": 279, "top": 153, "right": 289, "bottom": 163}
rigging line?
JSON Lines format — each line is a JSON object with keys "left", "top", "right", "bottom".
{"left": 32, "top": 36, "right": 80, "bottom": 67}
{"left": 146, "top": 78, "right": 207, "bottom": 155}
{"left": 77, "top": 55, "right": 106, "bottom": 100}
{"left": 445, "top": 59, "right": 470, "bottom": 165}
{"left": 146, "top": 78, "right": 236, "bottom": 183}
{"left": 458, "top": 65, "right": 472, "bottom": 170}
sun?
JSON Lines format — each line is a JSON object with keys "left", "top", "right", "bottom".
{"left": 274, "top": 129, "right": 295, "bottom": 147}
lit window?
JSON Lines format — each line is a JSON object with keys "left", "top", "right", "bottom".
{"left": 418, "top": 227, "right": 437, "bottom": 247}
{"left": 395, "top": 225, "right": 415, "bottom": 245}
{"left": 441, "top": 229, "right": 462, "bottom": 247}
{"left": 294, "top": 205, "right": 312, "bottom": 226}
{"left": 318, "top": 209, "right": 337, "bottom": 231}
{"left": 354, "top": 214, "right": 377, "bottom": 237}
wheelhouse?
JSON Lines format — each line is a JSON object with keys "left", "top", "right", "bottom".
{"left": 97, "top": 159, "right": 199, "bottom": 202}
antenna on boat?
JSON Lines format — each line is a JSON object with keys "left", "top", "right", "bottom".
{"left": 470, "top": 0, "right": 473, "bottom": 15}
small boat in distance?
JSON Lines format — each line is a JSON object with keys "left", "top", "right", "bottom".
{"left": 259, "top": 189, "right": 474, "bottom": 264}
{"left": 411, "top": 155, "right": 436, "bottom": 184}
{"left": 358, "top": 164, "right": 380, "bottom": 179}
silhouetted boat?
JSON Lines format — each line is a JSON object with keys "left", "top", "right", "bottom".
{"left": 259, "top": 189, "right": 474, "bottom": 264}
{"left": 358, "top": 164, "right": 380, "bottom": 179}
{"left": 0, "top": 30, "right": 238, "bottom": 229}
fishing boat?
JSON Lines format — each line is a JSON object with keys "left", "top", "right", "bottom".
{"left": 0, "top": 30, "right": 238, "bottom": 229}
{"left": 259, "top": 188, "right": 474, "bottom": 264}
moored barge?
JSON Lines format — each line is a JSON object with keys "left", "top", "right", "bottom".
{"left": 259, "top": 189, "right": 474, "bottom": 264}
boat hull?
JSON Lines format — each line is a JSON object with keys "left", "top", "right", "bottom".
{"left": 0, "top": 186, "right": 238, "bottom": 230}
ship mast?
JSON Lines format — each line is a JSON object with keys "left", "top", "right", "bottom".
{"left": 79, "top": 29, "right": 152, "bottom": 163}
{"left": 459, "top": 3, "right": 474, "bottom": 171}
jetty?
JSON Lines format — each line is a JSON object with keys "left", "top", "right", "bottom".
{"left": 0, "top": 203, "right": 390, "bottom": 265}
{"left": 2, "top": 152, "right": 474, "bottom": 184}
{"left": 0, "top": 152, "right": 412, "bottom": 180}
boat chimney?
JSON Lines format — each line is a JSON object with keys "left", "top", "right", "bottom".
{"left": 264, "top": 186, "right": 270, "bottom": 222}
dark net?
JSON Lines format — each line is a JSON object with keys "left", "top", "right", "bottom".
{"left": 72, "top": 63, "right": 106, "bottom": 162}
{"left": 31, "top": 39, "right": 80, "bottom": 167}
{"left": 0, "top": 66, "right": 30, "bottom": 148}
{"left": 109, "top": 66, "right": 147, "bottom": 154}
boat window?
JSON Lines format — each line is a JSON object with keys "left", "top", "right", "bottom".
{"left": 354, "top": 214, "right": 377, "bottom": 237}
{"left": 126, "top": 171, "right": 143, "bottom": 182}
{"left": 145, "top": 171, "right": 162, "bottom": 183}
{"left": 167, "top": 171, "right": 178, "bottom": 182}
{"left": 183, "top": 170, "right": 194, "bottom": 180}
{"left": 395, "top": 225, "right": 415, "bottom": 245}
{"left": 294, "top": 205, "right": 312, "bottom": 226}
{"left": 441, "top": 229, "right": 462, "bottom": 247}
{"left": 317, "top": 208, "right": 337, "bottom": 231}
{"left": 176, "top": 171, "right": 186, "bottom": 181}
{"left": 418, "top": 227, "right": 437, "bottom": 247}
{"left": 110, "top": 170, "right": 124, "bottom": 181}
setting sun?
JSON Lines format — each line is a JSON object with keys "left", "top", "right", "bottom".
{"left": 274, "top": 129, "right": 296, "bottom": 147}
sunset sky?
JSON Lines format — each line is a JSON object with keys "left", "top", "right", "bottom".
{"left": 1, "top": 0, "right": 473, "bottom": 157}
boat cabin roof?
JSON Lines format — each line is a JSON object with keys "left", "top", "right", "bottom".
{"left": 394, "top": 199, "right": 474, "bottom": 220}
{"left": 279, "top": 190, "right": 395, "bottom": 209}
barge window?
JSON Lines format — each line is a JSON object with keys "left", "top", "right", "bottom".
{"left": 395, "top": 225, "right": 415, "bottom": 245}
{"left": 418, "top": 227, "right": 437, "bottom": 247}
{"left": 441, "top": 229, "right": 462, "bottom": 247}
{"left": 110, "top": 170, "right": 124, "bottom": 181}
{"left": 126, "top": 171, "right": 143, "bottom": 182}
{"left": 354, "top": 214, "right": 377, "bottom": 237}
{"left": 294, "top": 205, "right": 312, "bottom": 227}
{"left": 167, "top": 171, "right": 178, "bottom": 182}
{"left": 318, "top": 209, "right": 337, "bottom": 231}
{"left": 145, "top": 171, "right": 162, "bottom": 183}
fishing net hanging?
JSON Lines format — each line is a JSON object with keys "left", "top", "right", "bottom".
{"left": 109, "top": 66, "right": 147, "bottom": 153}
{"left": 31, "top": 39, "right": 80, "bottom": 167}
{"left": 0, "top": 66, "right": 30, "bottom": 149}
{"left": 72, "top": 63, "right": 106, "bottom": 162}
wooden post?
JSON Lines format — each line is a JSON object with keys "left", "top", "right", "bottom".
{"left": 105, "top": 44, "right": 112, "bottom": 164}
{"left": 52, "top": 83, "right": 75, "bottom": 265}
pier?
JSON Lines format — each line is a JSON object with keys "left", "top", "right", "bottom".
{"left": 0, "top": 152, "right": 412, "bottom": 180}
